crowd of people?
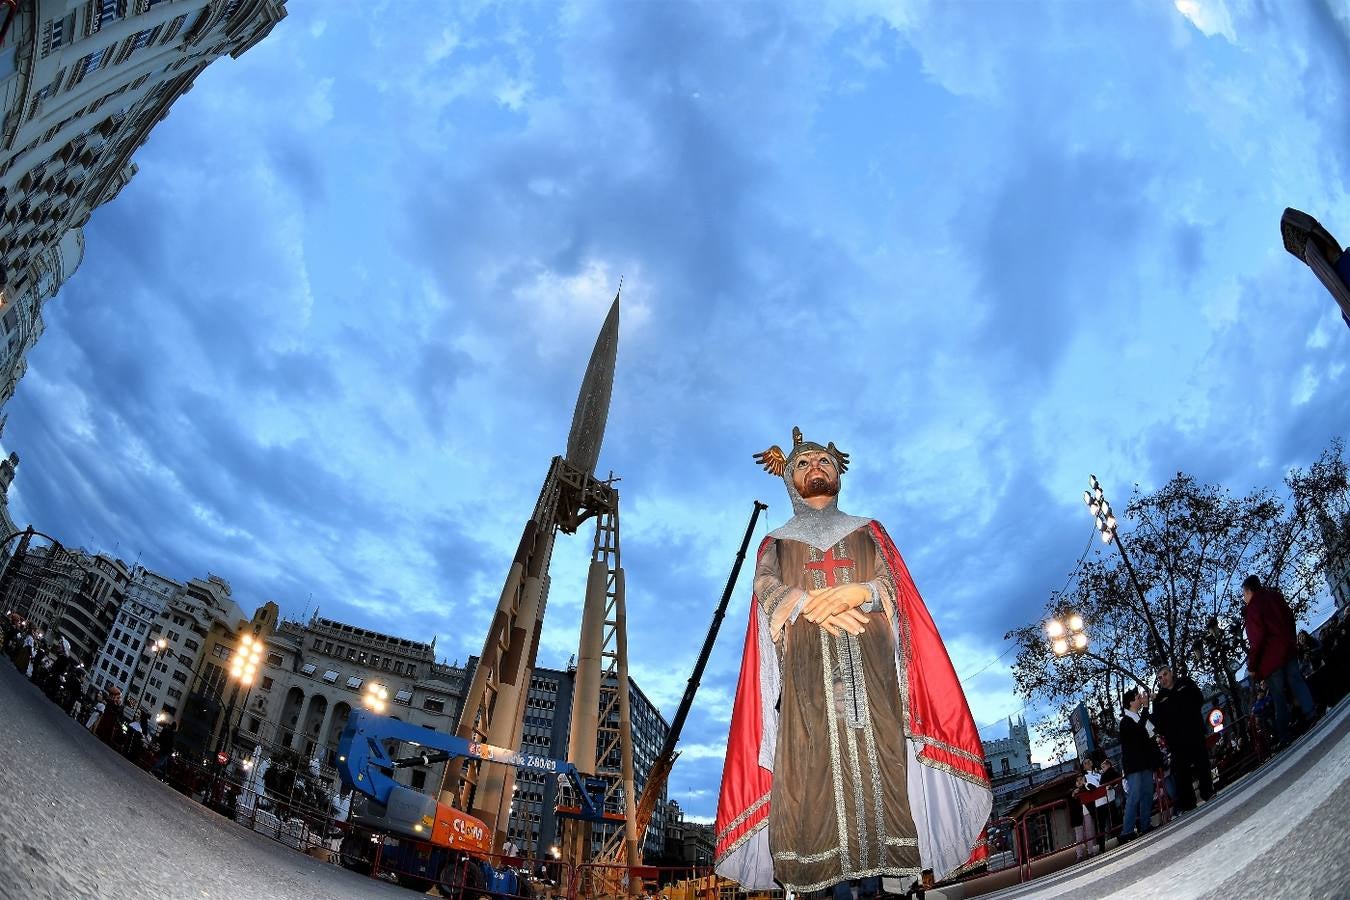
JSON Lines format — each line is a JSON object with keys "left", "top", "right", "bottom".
{"left": 1062, "top": 575, "right": 1343, "bottom": 860}
{"left": 2, "top": 611, "right": 177, "bottom": 771}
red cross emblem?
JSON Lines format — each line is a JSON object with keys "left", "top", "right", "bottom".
{"left": 803, "top": 546, "right": 853, "bottom": 587}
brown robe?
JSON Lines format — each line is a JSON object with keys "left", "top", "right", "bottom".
{"left": 754, "top": 525, "right": 920, "bottom": 891}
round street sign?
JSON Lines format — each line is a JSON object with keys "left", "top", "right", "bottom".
{"left": 1208, "top": 709, "right": 1225, "bottom": 732}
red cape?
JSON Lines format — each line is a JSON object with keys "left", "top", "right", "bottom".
{"left": 715, "top": 521, "right": 991, "bottom": 885}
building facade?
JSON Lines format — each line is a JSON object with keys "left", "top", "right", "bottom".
{"left": 58, "top": 549, "right": 128, "bottom": 662}
{"left": 496, "top": 661, "right": 670, "bottom": 862}
{"left": 0, "top": 449, "right": 22, "bottom": 554}
{"left": 134, "top": 572, "right": 243, "bottom": 722}
{"left": 242, "top": 615, "right": 466, "bottom": 797}
{"left": 91, "top": 564, "right": 181, "bottom": 702}
{"left": 0, "top": 530, "right": 126, "bottom": 664}
{"left": 1318, "top": 510, "right": 1350, "bottom": 611}
{"left": 982, "top": 714, "right": 1036, "bottom": 781}
{"left": 0, "top": 0, "right": 287, "bottom": 410}
{"left": 0, "top": 530, "right": 83, "bottom": 634}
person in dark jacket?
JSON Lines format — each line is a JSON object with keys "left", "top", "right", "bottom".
{"left": 1152, "top": 667, "right": 1213, "bottom": 812}
{"left": 1118, "top": 688, "right": 1162, "bottom": 842}
{"left": 93, "top": 687, "right": 125, "bottom": 747}
{"left": 152, "top": 720, "right": 177, "bottom": 778}
{"left": 1243, "top": 575, "right": 1317, "bottom": 746}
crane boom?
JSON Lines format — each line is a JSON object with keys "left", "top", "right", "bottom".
{"left": 620, "top": 501, "right": 767, "bottom": 853}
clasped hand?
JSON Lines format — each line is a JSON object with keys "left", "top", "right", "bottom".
{"left": 802, "top": 583, "right": 870, "bottom": 637}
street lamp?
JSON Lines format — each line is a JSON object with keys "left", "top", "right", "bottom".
{"left": 363, "top": 683, "right": 389, "bottom": 714}
{"left": 220, "top": 632, "right": 264, "bottom": 754}
{"left": 1084, "top": 475, "right": 1169, "bottom": 668}
{"left": 1045, "top": 613, "right": 1089, "bottom": 657}
{"left": 130, "top": 636, "right": 169, "bottom": 712}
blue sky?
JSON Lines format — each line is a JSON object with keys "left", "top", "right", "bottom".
{"left": 4, "top": 0, "right": 1349, "bottom": 822}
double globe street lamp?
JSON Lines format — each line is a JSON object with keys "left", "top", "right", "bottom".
{"left": 1083, "top": 475, "right": 1169, "bottom": 669}
{"left": 130, "top": 636, "right": 170, "bottom": 713}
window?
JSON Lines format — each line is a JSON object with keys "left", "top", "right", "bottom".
{"left": 347, "top": 648, "right": 356, "bottom": 661}
{"left": 312, "top": 638, "right": 322, "bottom": 650}
{"left": 129, "top": 27, "right": 156, "bottom": 53}
{"left": 163, "top": 704, "right": 177, "bottom": 716}
{"left": 410, "top": 770, "right": 426, "bottom": 790}
{"left": 44, "top": 18, "right": 64, "bottom": 56}
{"left": 261, "top": 676, "right": 274, "bottom": 691}
{"left": 97, "top": 0, "right": 120, "bottom": 28}
{"left": 323, "top": 642, "right": 332, "bottom": 654}
{"left": 345, "top": 675, "right": 363, "bottom": 690}
{"left": 247, "top": 715, "right": 261, "bottom": 733}
{"left": 160, "top": 13, "right": 187, "bottom": 43}
{"left": 267, "top": 652, "right": 283, "bottom": 667}
{"left": 211, "top": 644, "right": 232, "bottom": 661}
{"left": 167, "top": 688, "right": 183, "bottom": 700}
{"left": 300, "top": 663, "right": 317, "bottom": 677}
{"left": 322, "top": 670, "right": 339, "bottom": 684}
{"left": 370, "top": 655, "right": 379, "bottom": 668}
{"left": 422, "top": 697, "right": 445, "bottom": 714}
{"left": 171, "top": 670, "right": 187, "bottom": 684}
{"left": 183, "top": 639, "right": 199, "bottom": 652}
{"left": 1000, "top": 758, "right": 1010, "bottom": 775}
{"left": 394, "top": 689, "right": 413, "bottom": 705}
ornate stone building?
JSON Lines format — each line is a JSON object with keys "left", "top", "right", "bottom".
{"left": 239, "top": 615, "right": 467, "bottom": 797}
{"left": 0, "top": 0, "right": 287, "bottom": 409}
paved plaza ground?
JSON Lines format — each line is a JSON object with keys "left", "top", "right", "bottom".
{"left": 1, "top": 660, "right": 1346, "bottom": 900}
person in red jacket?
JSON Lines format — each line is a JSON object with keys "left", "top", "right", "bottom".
{"left": 1243, "top": 575, "right": 1317, "bottom": 747}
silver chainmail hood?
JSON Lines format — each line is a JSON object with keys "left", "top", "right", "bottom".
{"left": 756, "top": 428, "right": 870, "bottom": 551}
{"left": 768, "top": 468, "right": 871, "bottom": 551}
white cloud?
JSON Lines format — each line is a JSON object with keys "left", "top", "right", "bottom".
{"left": 1173, "top": 0, "right": 1238, "bottom": 43}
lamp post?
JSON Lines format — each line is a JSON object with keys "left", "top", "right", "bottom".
{"left": 220, "top": 632, "right": 264, "bottom": 755}
{"left": 1083, "top": 475, "right": 1169, "bottom": 669}
{"left": 131, "top": 636, "right": 169, "bottom": 713}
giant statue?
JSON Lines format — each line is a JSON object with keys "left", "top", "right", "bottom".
{"left": 715, "top": 428, "right": 992, "bottom": 893}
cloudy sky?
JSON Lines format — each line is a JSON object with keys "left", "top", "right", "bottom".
{"left": 4, "top": 0, "right": 1349, "bottom": 821}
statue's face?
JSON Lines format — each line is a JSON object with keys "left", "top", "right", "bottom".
{"left": 791, "top": 449, "right": 841, "bottom": 499}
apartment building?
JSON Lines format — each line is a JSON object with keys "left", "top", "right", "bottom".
{"left": 91, "top": 564, "right": 181, "bottom": 702}
{"left": 0, "top": 0, "right": 287, "bottom": 408}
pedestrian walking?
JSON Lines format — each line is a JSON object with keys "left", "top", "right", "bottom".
{"left": 1152, "top": 667, "right": 1214, "bottom": 813}
{"left": 1243, "top": 575, "right": 1318, "bottom": 747}
{"left": 1118, "top": 688, "right": 1162, "bottom": 843}
{"left": 151, "top": 720, "right": 177, "bottom": 778}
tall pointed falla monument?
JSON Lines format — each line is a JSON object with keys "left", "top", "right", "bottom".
{"left": 443, "top": 292, "right": 638, "bottom": 869}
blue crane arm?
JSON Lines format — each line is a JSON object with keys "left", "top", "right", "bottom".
{"left": 336, "top": 709, "right": 605, "bottom": 822}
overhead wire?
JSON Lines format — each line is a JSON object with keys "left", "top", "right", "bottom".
{"left": 957, "top": 524, "right": 1098, "bottom": 685}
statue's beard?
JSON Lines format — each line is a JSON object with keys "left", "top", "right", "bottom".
{"left": 799, "top": 475, "right": 840, "bottom": 499}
